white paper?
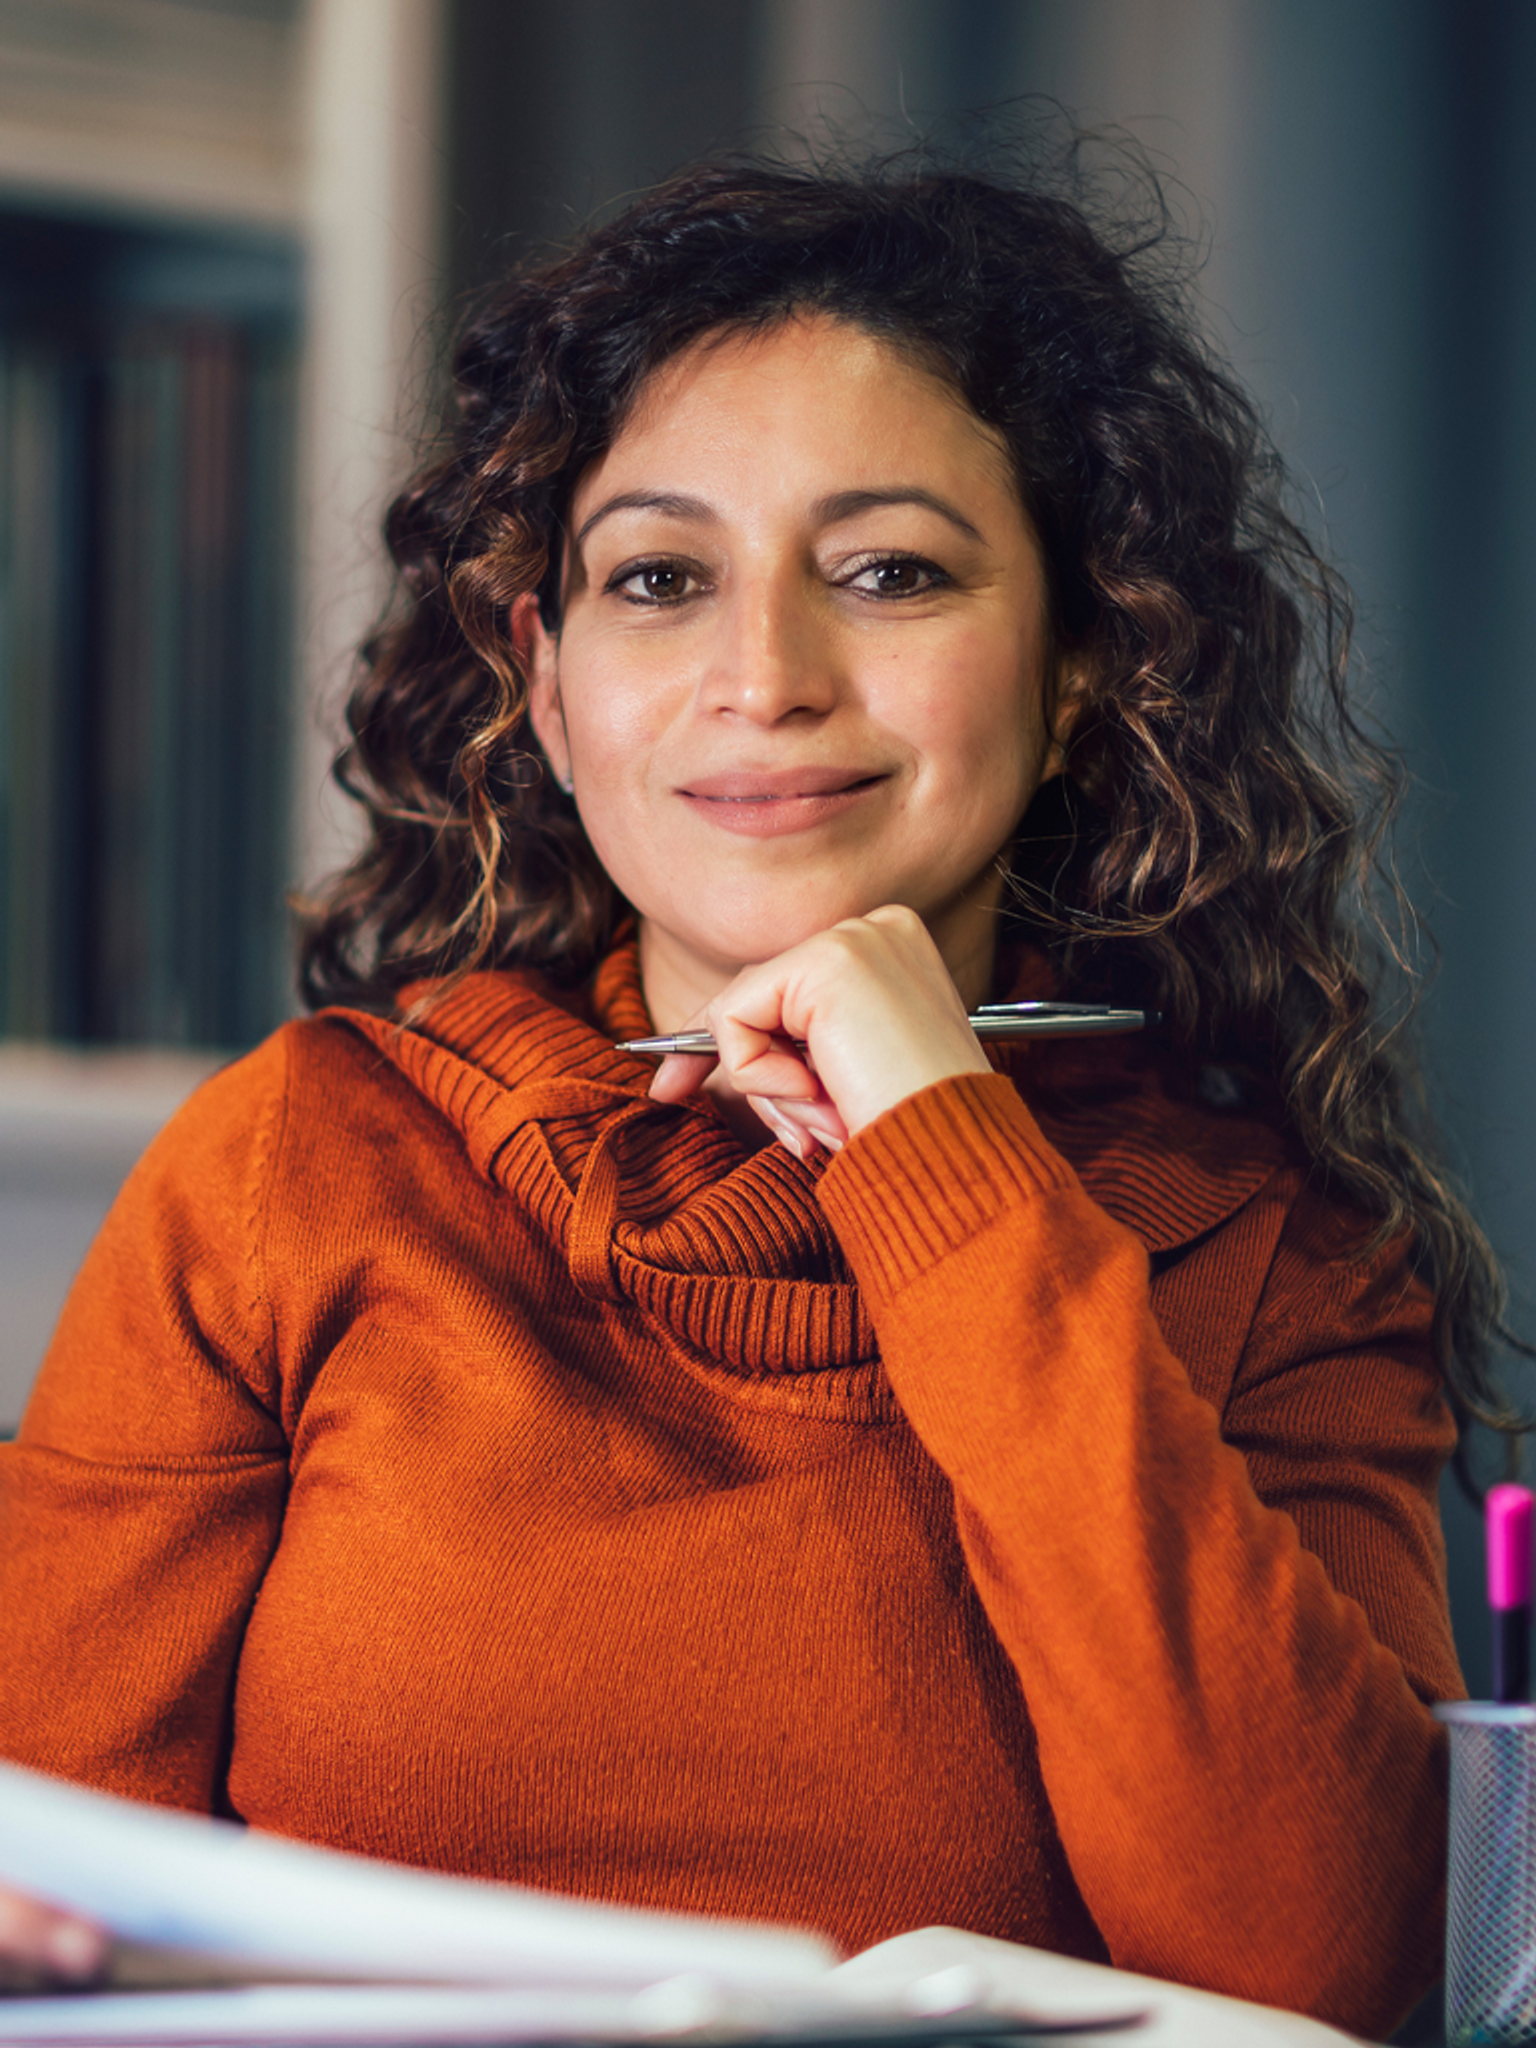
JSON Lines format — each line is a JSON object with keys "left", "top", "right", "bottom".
{"left": 0, "top": 1760, "right": 833, "bottom": 1990}
{"left": 0, "top": 1984, "right": 645, "bottom": 2044}
{"left": 0, "top": 1764, "right": 1358, "bottom": 2047}
{"left": 838, "top": 1928, "right": 1363, "bottom": 2048}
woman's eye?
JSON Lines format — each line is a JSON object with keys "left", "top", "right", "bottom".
{"left": 844, "top": 555, "right": 947, "bottom": 599}
{"left": 610, "top": 561, "right": 698, "bottom": 605}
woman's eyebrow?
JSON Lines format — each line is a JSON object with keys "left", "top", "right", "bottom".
{"left": 574, "top": 491, "right": 717, "bottom": 547}
{"left": 813, "top": 487, "right": 985, "bottom": 544}
{"left": 574, "top": 485, "right": 988, "bottom": 551}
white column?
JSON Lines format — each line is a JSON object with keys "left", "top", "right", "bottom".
{"left": 293, "top": 0, "right": 448, "bottom": 898}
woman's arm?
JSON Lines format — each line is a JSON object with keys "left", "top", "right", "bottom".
{"left": 659, "top": 909, "right": 1459, "bottom": 2038}
{"left": 816, "top": 1070, "right": 1455, "bottom": 2038}
{"left": 0, "top": 1037, "right": 293, "bottom": 1808}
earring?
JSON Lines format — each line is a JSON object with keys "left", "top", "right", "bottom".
{"left": 558, "top": 772, "right": 574, "bottom": 795}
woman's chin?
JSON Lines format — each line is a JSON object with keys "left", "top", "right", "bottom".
{"left": 641, "top": 899, "right": 885, "bottom": 981}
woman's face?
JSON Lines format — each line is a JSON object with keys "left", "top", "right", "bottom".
{"left": 524, "top": 313, "right": 1072, "bottom": 1026}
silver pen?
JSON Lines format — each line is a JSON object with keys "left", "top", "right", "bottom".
{"left": 617, "top": 1001, "right": 1159, "bottom": 1056}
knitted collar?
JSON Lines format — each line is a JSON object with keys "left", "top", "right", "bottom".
{"left": 326, "top": 940, "right": 1287, "bottom": 1407}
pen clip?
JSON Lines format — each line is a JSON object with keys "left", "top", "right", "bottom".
{"left": 973, "top": 1001, "right": 1105, "bottom": 1017}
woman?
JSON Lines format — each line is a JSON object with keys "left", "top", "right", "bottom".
{"left": 0, "top": 149, "right": 1498, "bottom": 2036}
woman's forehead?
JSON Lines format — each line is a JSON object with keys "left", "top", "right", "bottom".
{"left": 572, "top": 312, "right": 1019, "bottom": 519}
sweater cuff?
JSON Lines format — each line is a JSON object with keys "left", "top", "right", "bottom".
{"left": 816, "top": 1072, "right": 1078, "bottom": 1304}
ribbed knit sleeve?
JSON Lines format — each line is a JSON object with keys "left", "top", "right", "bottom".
{"left": 0, "top": 1038, "right": 292, "bottom": 1811}
{"left": 816, "top": 1071, "right": 1459, "bottom": 2041}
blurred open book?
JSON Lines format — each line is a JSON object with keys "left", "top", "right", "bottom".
{"left": 0, "top": 1761, "right": 1355, "bottom": 2045}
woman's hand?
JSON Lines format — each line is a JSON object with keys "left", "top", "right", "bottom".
{"left": 646, "top": 905, "right": 993, "bottom": 1159}
{"left": 0, "top": 1885, "right": 106, "bottom": 1992}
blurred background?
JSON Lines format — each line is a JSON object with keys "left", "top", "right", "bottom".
{"left": 0, "top": 0, "right": 1532, "bottom": 1691}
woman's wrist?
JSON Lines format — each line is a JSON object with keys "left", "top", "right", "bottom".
{"left": 817, "top": 1070, "right": 1077, "bottom": 1301}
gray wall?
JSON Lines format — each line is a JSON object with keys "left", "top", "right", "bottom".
{"left": 0, "top": 1052, "right": 218, "bottom": 1428}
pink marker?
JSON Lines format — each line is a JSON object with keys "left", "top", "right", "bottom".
{"left": 1488, "top": 1484, "right": 1534, "bottom": 1703}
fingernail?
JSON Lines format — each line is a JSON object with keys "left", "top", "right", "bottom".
{"left": 759, "top": 1103, "right": 810, "bottom": 1160}
{"left": 47, "top": 1920, "right": 105, "bottom": 1980}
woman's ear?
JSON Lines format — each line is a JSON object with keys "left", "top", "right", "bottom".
{"left": 512, "top": 593, "right": 574, "bottom": 794}
{"left": 1040, "top": 651, "right": 1092, "bottom": 782}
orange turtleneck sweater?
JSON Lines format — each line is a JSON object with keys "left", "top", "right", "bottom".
{"left": 0, "top": 943, "right": 1461, "bottom": 2038}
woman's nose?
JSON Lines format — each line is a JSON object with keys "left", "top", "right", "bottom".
{"left": 698, "top": 579, "right": 841, "bottom": 723}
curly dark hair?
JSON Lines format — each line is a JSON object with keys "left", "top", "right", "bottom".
{"left": 298, "top": 141, "right": 1519, "bottom": 1437}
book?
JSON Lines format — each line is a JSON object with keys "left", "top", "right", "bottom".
{"left": 0, "top": 209, "right": 297, "bottom": 1055}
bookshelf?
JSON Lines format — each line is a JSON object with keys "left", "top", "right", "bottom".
{"left": 0, "top": 0, "right": 447, "bottom": 1427}
{"left": 0, "top": 206, "right": 300, "bottom": 1047}
{"left": 0, "top": 0, "right": 308, "bottom": 1048}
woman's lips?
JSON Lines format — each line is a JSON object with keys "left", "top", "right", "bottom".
{"left": 677, "top": 769, "right": 886, "bottom": 837}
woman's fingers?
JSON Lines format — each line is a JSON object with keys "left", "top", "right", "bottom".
{"left": 645, "top": 1050, "right": 716, "bottom": 1104}
{"left": 710, "top": 1030, "right": 820, "bottom": 1103}
{"left": 648, "top": 1037, "right": 821, "bottom": 1110}
{"left": 648, "top": 1041, "right": 843, "bottom": 1159}
{"left": 709, "top": 909, "right": 991, "bottom": 1135}
{"left": 0, "top": 1887, "right": 107, "bottom": 1987}
{"left": 641, "top": 906, "right": 991, "bottom": 1156}
{"left": 749, "top": 1094, "right": 849, "bottom": 1160}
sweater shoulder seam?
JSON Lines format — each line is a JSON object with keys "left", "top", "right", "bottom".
{"left": 242, "top": 1025, "right": 295, "bottom": 1407}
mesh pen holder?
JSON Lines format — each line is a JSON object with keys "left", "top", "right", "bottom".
{"left": 1437, "top": 1702, "right": 1536, "bottom": 2043}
